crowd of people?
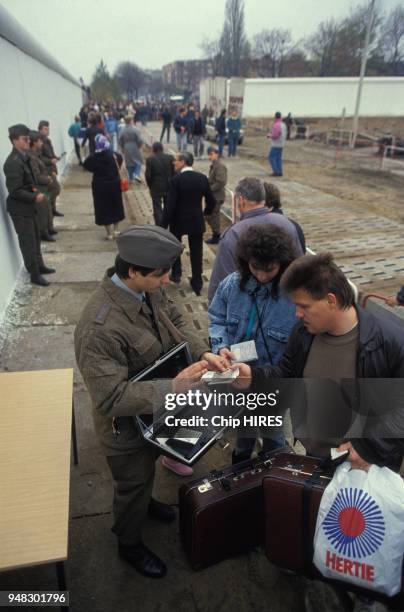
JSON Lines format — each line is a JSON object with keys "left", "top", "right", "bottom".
{"left": 3, "top": 107, "right": 404, "bottom": 610}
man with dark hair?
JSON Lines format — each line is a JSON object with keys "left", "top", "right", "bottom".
{"left": 75, "top": 225, "right": 226, "bottom": 578}
{"left": 3, "top": 124, "right": 55, "bottom": 286}
{"left": 205, "top": 145, "right": 227, "bottom": 245}
{"left": 38, "top": 120, "right": 63, "bottom": 216}
{"left": 233, "top": 253, "right": 404, "bottom": 471}
{"left": 145, "top": 142, "right": 174, "bottom": 226}
{"left": 162, "top": 152, "right": 216, "bottom": 295}
{"left": 208, "top": 177, "right": 303, "bottom": 301}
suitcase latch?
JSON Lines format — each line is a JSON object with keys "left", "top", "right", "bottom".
{"left": 198, "top": 479, "right": 213, "bottom": 494}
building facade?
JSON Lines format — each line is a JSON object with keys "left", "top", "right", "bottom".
{"left": 162, "top": 60, "right": 213, "bottom": 92}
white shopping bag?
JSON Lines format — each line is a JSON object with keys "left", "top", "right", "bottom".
{"left": 313, "top": 462, "right": 404, "bottom": 596}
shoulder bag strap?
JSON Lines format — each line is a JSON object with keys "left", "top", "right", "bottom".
{"left": 156, "top": 306, "right": 186, "bottom": 344}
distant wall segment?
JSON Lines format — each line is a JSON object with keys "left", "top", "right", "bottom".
{"left": 0, "top": 5, "right": 82, "bottom": 321}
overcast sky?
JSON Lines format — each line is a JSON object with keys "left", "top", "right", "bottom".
{"left": 0, "top": 0, "right": 401, "bottom": 81}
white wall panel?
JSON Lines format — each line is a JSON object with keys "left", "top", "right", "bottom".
{"left": 0, "top": 37, "right": 82, "bottom": 320}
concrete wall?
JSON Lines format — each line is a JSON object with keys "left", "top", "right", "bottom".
{"left": 0, "top": 10, "right": 82, "bottom": 321}
{"left": 242, "top": 77, "right": 404, "bottom": 118}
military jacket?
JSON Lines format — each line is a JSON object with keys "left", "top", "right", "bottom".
{"left": 28, "top": 150, "right": 52, "bottom": 186}
{"left": 75, "top": 271, "right": 208, "bottom": 455}
{"left": 3, "top": 148, "right": 38, "bottom": 217}
{"left": 40, "top": 137, "right": 58, "bottom": 174}
{"left": 208, "top": 159, "right": 227, "bottom": 203}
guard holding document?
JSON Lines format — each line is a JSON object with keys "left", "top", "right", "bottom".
{"left": 74, "top": 225, "right": 226, "bottom": 578}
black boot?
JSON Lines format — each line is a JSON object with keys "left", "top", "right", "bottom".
{"left": 118, "top": 542, "right": 167, "bottom": 578}
{"left": 30, "top": 274, "right": 50, "bottom": 287}
{"left": 148, "top": 498, "right": 176, "bottom": 523}
{"left": 41, "top": 234, "right": 56, "bottom": 242}
{"left": 205, "top": 233, "right": 221, "bottom": 245}
{"left": 39, "top": 266, "right": 56, "bottom": 274}
{"left": 53, "top": 210, "right": 64, "bottom": 217}
{"left": 190, "top": 279, "right": 202, "bottom": 296}
{"left": 49, "top": 229, "right": 58, "bottom": 235}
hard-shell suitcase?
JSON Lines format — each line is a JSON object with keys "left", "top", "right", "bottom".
{"left": 262, "top": 452, "right": 334, "bottom": 572}
{"left": 179, "top": 447, "right": 290, "bottom": 569}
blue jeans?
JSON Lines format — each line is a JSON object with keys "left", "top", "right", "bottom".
{"left": 268, "top": 147, "right": 283, "bottom": 175}
{"left": 127, "top": 162, "right": 141, "bottom": 180}
{"left": 176, "top": 132, "right": 187, "bottom": 151}
{"left": 228, "top": 134, "right": 238, "bottom": 157}
{"left": 217, "top": 133, "right": 225, "bottom": 156}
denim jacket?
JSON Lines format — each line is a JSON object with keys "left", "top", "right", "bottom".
{"left": 208, "top": 272, "right": 298, "bottom": 366}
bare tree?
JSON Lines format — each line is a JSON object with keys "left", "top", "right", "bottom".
{"left": 253, "top": 28, "right": 294, "bottom": 77}
{"left": 113, "top": 62, "right": 145, "bottom": 101}
{"left": 380, "top": 5, "right": 404, "bottom": 74}
{"left": 305, "top": 19, "right": 340, "bottom": 76}
{"left": 200, "top": 38, "right": 222, "bottom": 76}
{"left": 219, "top": 0, "right": 249, "bottom": 77}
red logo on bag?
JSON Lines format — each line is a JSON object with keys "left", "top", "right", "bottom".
{"left": 322, "top": 488, "right": 385, "bottom": 558}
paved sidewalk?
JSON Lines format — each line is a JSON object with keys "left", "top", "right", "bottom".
{"left": 0, "top": 151, "right": 389, "bottom": 612}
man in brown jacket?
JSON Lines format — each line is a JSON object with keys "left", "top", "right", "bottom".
{"left": 75, "top": 225, "right": 226, "bottom": 578}
{"left": 205, "top": 145, "right": 227, "bottom": 244}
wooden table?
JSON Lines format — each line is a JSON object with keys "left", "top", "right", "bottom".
{"left": 0, "top": 369, "right": 73, "bottom": 608}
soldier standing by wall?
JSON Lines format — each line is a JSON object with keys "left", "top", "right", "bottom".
{"left": 38, "top": 120, "right": 63, "bottom": 217}
{"left": 3, "top": 124, "right": 55, "bottom": 286}
{"left": 28, "top": 130, "right": 58, "bottom": 242}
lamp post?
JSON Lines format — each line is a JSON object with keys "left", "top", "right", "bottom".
{"left": 350, "top": 0, "right": 376, "bottom": 149}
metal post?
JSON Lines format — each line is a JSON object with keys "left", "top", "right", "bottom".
{"left": 71, "top": 399, "right": 79, "bottom": 466}
{"left": 351, "top": 0, "right": 376, "bottom": 149}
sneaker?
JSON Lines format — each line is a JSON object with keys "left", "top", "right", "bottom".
{"left": 134, "top": 176, "right": 142, "bottom": 183}
{"left": 161, "top": 456, "right": 193, "bottom": 476}
{"left": 105, "top": 235, "right": 114, "bottom": 241}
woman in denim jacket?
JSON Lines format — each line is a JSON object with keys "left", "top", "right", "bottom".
{"left": 208, "top": 225, "right": 298, "bottom": 463}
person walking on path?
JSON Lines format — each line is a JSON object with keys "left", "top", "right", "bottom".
{"left": 267, "top": 111, "right": 287, "bottom": 177}
{"left": 145, "top": 142, "right": 174, "bottom": 226}
{"left": 159, "top": 107, "right": 172, "bottom": 143}
{"left": 83, "top": 134, "right": 125, "bottom": 240}
{"left": 68, "top": 115, "right": 83, "bottom": 165}
{"left": 119, "top": 116, "right": 144, "bottom": 183}
{"left": 226, "top": 109, "right": 241, "bottom": 157}
{"left": 205, "top": 145, "right": 227, "bottom": 245}
{"left": 162, "top": 152, "right": 216, "bottom": 296}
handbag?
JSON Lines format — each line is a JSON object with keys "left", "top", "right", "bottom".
{"left": 113, "top": 154, "right": 129, "bottom": 192}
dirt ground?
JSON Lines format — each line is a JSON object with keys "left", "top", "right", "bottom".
{"left": 240, "top": 128, "right": 404, "bottom": 224}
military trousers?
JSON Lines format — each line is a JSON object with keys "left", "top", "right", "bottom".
{"left": 106, "top": 444, "right": 160, "bottom": 546}
{"left": 206, "top": 199, "right": 224, "bottom": 236}
{"left": 36, "top": 196, "right": 54, "bottom": 237}
{"left": 10, "top": 214, "right": 44, "bottom": 275}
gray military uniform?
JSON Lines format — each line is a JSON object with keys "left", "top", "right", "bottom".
{"left": 75, "top": 269, "right": 208, "bottom": 545}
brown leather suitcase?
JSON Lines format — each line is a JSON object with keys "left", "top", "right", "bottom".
{"left": 262, "top": 453, "right": 334, "bottom": 573}
{"left": 179, "top": 448, "right": 290, "bottom": 570}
